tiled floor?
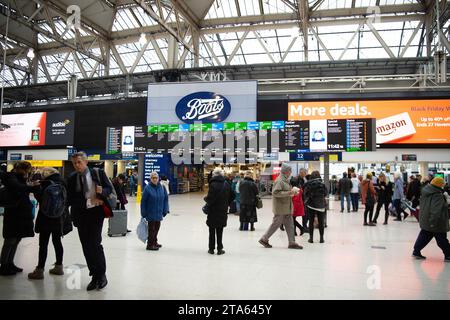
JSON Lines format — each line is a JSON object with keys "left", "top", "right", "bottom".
{"left": 0, "top": 193, "right": 449, "bottom": 300}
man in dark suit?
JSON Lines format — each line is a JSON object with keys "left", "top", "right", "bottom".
{"left": 67, "top": 152, "right": 112, "bottom": 291}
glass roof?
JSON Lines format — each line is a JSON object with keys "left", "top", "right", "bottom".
{"left": 1, "top": 0, "right": 446, "bottom": 87}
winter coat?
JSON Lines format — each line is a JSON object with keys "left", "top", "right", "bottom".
{"left": 2, "top": 172, "right": 39, "bottom": 239}
{"left": 393, "top": 178, "right": 404, "bottom": 200}
{"left": 112, "top": 179, "right": 128, "bottom": 207}
{"left": 338, "top": 177, "right": 352, "bottom": 195}
{"left": 361, "top": 179, "right": 376, "bottom": 205}
{"left": 34, "top": 173, "right": 70, "bottom": 236}
{"left": 303, "top": 178, "right": 327, "bottom": 211}
{"left": 204, "top": 175, "right": 234, "bottom": 228}
{"left": 406, "top": 179, "right": 421, "bottom": 202}
{"left": 141, "top": 182, "right": 169, "bottom": 222}
{"left": 419, "top": 184, "right": 450, "bottom": 233}
{"left": 292, "top": 188, "right": 305, "bottom": 217}
{"left": 272, "top": 174, "right": 293, "bottom": 216}
{"left": 239, "top": 177, "right": 258, "bottom": 205}
{"left": 375, "top": 180, "right": 393, "bottom": 204}
{"left": 231, "top": 178, "right": 241, "bottom": 203}
{"left": 351, "top": 178, "right": 360, "bottom": 194}
{"left": 66, "top": 168, "right": 113, "bottom": 227}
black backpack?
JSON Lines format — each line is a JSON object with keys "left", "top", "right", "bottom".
{"left": 41, "top": 181, "right": 67, "bottom": 218}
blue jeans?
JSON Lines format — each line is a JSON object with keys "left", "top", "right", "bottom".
{"left": 350, "top": 193, "right": 359, "bottom": 211}
{"left": 340, "top": 193, "right": 351, "bottom": 211}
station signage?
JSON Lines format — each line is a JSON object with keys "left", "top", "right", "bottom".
{"left": 288, "top": 99, "right": 450, "bottom": 144}
{"left": 175, "top": 92, "right": 231, "bottom": 124}
{"left": 147, "top": 81, "right": 257, "bottom": 125}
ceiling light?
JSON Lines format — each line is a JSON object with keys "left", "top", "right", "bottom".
{"left": 27, "top": 48, "right": 35, "bottom": 59}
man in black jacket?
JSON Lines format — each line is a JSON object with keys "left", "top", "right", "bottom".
{"left": 338, "top": 172, "right": 352, "bottom": 213}
{"left": 67, "top": 152, "right": 112, "bottom": 291}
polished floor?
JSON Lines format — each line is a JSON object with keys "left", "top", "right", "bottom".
{"left": 0, "top": 192, "right": 449, "bottom": 300}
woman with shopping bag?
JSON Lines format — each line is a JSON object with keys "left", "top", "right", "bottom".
{"left": 140, "top": 172, "right": 169, "bottom": 251}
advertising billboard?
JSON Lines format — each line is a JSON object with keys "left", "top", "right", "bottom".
{"left": 0, "top": 111, "right": 74, "bottom": 147}
{"left": 147, "top": 81, "right": 257, "bottom": 125}
{"left": 0, "top": 112, "right": 47, "bottom": 147}
{"left": 288, "top": 99, "right": 450, "bottom": 144}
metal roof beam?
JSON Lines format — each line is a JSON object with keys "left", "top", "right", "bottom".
{"left": 133, "top": 0, "right": 193, "bottom": 54}
{"left": 41, "top": 0, "right": 110, "bottom": 40}
{"left": 0, "top": 6, "right": 104, "bottom": 63}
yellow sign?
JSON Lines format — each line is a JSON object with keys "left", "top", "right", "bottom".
{"left": 319, "top": 155, "right": 339, "bottom": 162}
{"left": 87, "top": 154, "right": 101, "bottom": 160}
{"left": 28, "top": 160, "right": 63, "bottom": 167}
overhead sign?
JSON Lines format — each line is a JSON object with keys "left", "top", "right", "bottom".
{"left": 288, "top": 99, "right": 450, "bottom": 144}
{"left": 289, "top": 152, "right": 342, "bottom": 161}
{"left": 109, "top": 118, "right": 375, "bottom": 155}
{"left": 175, "top": 92, "right": 231, "bottom": 124}
{"left": 0, "top": 111, "right": 75, "bottom": 147}
{"left": 147, "top": 81, "right": 257, "bottom": 125}
{"left": 28, "top": 160, "right": 63, "bottom": 167}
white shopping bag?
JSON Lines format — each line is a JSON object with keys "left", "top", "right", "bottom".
{"left": 137, "top": 218, "right": 148, "bottom": 243}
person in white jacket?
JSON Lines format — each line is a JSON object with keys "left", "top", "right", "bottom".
{"left": 160, "top": 175, "right": 170, "bottom": 195}
{"left": 350, "top": 173, "right": 360, "bottom": 212}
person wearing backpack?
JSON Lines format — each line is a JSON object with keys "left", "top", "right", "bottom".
{"left": 0, "top": 161, "right": 40, "bottom": 276}
{"left": 361, "top": 172, "right": 377, "bottom": 226}
{"left": 28, "top": 167, "right": 71, "bottom": 280}
{"left": 66, "top": 152, "right": 113, "bottom": 291}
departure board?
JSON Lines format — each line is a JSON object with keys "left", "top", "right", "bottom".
{"left": 283, "top": 121, "right": 310, "bottom": 152}
{"left": 327, "top": 119, "right": 346, "bottom": 151}
{"left": 109, "top": 118, "right": 376, "bottom": 155}
{"left": 106, "top": 127, "right": 122, "bottom": 154}
{"left": 345, "top": 118, "right": 375, "bottom": 152}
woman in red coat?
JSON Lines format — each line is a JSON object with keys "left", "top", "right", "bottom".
{"left": 292, "top": 187, "right": 306, "bottom": 236}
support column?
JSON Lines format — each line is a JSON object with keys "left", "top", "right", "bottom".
{"left": 137, "top": 153, "right": 145, "bottom": 203}
{"left": 167, "top": 35, "right": 178, "bottom": 69}
{"left": 104, "top": 160, "right": 114, "bottom": 179}
{"left": 192, "top": 29, "right": 200, "bottom": 68}
{"left": 419, "top": 161, "right": 429, "bottom": 176}
{"left": 117, "top": 160, "right": 126, "bottom": 175}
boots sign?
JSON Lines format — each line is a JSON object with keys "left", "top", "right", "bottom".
{"left": 147, "top": 81, "right": 257, "bottom": 125}
{"left": 175, "top": 92, "right": 231, "bottom": 124}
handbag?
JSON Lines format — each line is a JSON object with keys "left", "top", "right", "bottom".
{"left": 255, "top": 195, "right": 263, "bottom": 209}
{"left": 100, "top": 203, "right": 114, "bottom": 218}
{"left": 202, "top": 205, "right": 210, "bottom": 215}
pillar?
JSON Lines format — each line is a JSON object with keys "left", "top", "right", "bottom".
{"left": 117, "top": 160, "right": 126, "bottom": 175}
{"left": 167, "top": 35, "right": 178, "bottom": 69}
{"left": 419, "top": 161, "right": 428, "bottom": 176}
{"left": 104, "top": 160, "right": 114, "bottom": 179}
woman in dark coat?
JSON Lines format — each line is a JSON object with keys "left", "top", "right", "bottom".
{"left": 303, "top": 171, "right": 328, "bottom": 243}
{"left": 238, "top": 171, "right": 259, "bottom": 231}
{"left": 204, "top": 168, "right": 234, "bottom": 255}
{"left": 28, "top": 167, "right": 72, "bottom": 280}
{"left": 0, "top": 161, "right": 40, "bottom": 276}
{"left": 112, "top": 174, "right": 128, "bottom": 210}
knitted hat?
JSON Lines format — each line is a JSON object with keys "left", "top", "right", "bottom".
{"left": 431, "top": 177, "right": 445, "bottom": 188}
{"left": 280, "top": 163, "right": 292, "bottom": 174}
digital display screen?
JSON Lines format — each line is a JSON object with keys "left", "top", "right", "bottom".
{"left": 111, "top": 118, "right": 376, "bottom": 154}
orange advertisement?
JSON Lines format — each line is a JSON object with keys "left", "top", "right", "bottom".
{"left": 288, "top": 99, "right": 450, "bottom": 144}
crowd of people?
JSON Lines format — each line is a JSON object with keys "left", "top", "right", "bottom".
{"left": 0, "top": 157, "right": 449, "bottom": 293}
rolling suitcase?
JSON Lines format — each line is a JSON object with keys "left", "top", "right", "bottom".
{"left": 108, "top": 210, "right": 128, "bottom": 237}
